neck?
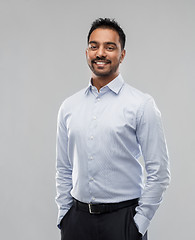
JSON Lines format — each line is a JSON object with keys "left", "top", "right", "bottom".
{"left": 92, "top": 73, "right": 119, "bottom": 92}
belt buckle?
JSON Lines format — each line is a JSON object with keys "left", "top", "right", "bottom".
{"left": 88, "top": 203, "right": 100, "bottom": 214}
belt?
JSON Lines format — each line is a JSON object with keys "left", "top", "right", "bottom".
{"left": 73, "top": 198, "right": 138, "bottom": 214}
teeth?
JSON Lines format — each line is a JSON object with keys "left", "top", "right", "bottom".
{"left": 96, "top": 62, "right": 107, "bottom": 65}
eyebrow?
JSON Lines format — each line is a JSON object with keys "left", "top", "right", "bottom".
{"left": 89, "top": 41, "right": 117, "bottom": 47}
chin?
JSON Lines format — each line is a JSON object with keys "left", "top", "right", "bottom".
{"left": 93, "top": 69, "right": 114, "bottom": 77}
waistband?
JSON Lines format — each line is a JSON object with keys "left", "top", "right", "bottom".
{"left": 73, "top": 198, "right": 139, "bottom": 214}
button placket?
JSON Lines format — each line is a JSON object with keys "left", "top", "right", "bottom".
{"left": 87, "top": 96, "right": 100, "bottom": 200}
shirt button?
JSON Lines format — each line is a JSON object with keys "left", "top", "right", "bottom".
{"left": 97, "top": 98, "right": 100, "bottom": 101}
{"left": 90, "top": 177, "right": 94, "bottom": 181}
{"left": 93, "top": 116, "right": 97, "bottom": 120}
{"left": 90, "top": 136, "right": 94, "bottom": 140}
{"left": 89, "top": 156, "right": 93, "bottom": 160}
{"left": 92, "top": 197, "right": 96, "bottom": 201}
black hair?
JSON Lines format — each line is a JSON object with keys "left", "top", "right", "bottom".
{"left": 87, "top": 18, "right": 126, "bottom": 50}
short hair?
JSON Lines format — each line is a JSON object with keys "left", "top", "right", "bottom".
{"left": 87, "top": 18, "right": 126, "bottom": 50}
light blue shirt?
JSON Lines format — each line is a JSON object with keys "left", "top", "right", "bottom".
{"left": 55, "top": 74, "right": 170, "bottom": 235}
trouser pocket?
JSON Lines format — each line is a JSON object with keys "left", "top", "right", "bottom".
{"left": 60, "top": 205, "right": 73, "bottom": 230}
{"left": 128, "top": 204, "right": 143, "bottom": 240}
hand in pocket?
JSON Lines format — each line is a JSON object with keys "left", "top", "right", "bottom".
{"left": 129, "top": 218, "right": 142, "bottom": 240}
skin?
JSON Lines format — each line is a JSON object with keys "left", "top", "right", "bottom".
{"left": 86, "top": 28, "right": 126, "bottom": 91}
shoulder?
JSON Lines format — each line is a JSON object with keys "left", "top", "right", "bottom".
{"left": 122, "top": 82, "right": 153, "bottom": 107}
{"left": 121, "top": 81, "right": 162, "bottom": 124}
{"left": 122, "top": 83, "right": 161, "bottom": 122}
{"left": 58, "top": 87, "right": 87, "bottom": 117}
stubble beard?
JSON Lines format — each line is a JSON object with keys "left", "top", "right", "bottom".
{"left": 89, "top": 61, "right": 120, "bottom": 78}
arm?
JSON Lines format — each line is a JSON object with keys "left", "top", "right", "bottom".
{"left": 134, "top": 97, "right": 171, "bottom": 235}
{"left": 55, "top": 105, "right": 73, "bottom": 228}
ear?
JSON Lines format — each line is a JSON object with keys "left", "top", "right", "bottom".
{"left": 85, "top": 48, "right": 88, "bottom": 58}
{"left": 120, "top": 49, "right": 126, "bottom": 63}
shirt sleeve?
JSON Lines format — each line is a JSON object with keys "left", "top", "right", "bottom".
{"left": 134, "top": 97, "right": 171, "bottom": 235}
{"left": 55, "top": 104, "right": 73, "bottom": 228}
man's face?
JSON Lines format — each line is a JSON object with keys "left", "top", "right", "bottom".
{"left": 86, "top": 28, "right": 125, "bottom": 79}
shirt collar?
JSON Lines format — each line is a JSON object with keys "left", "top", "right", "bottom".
{"left": 85, "top": 74, "right": 124, "bottom": 95}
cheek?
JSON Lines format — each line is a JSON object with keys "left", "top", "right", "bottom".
{"left": 87, "top": 52, "right": 95, "bottom": 62}
{"left": 112, "top": 55, "right": 121, "bottom": 63}
{"left": 109, "top": 52, "right": 121, "bottom": 61}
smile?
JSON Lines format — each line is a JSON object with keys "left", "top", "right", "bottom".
{"left": 93, "top": 60, "right": 111, "bottom": 66}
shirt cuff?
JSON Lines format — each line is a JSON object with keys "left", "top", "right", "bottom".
{"left": 134, "top": 213, "right": 150, "bottom": 236}
{"left": 57, "top": 209, "right": 69, "bottom": 229}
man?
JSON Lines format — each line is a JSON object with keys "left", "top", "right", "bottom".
{"left": 55, "top": 18, "right": 170, "bottom": 240}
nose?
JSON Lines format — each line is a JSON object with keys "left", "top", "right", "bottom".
{"left": 96, "top": 46, "right": 106, "bottom": 58}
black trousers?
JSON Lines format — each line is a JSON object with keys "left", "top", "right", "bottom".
{"left": 60, "top": 203, "right": 148, "bottom": 240}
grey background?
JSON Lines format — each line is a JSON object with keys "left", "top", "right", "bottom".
{"left": 0, "top": 0, "right": 194, "bottom": 239}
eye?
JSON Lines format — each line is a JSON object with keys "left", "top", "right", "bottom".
{"left": 106, "top": 46, "right": 115, "bottom": 51}
{"left": 89, "top": 45, "right": 97, "bottom": 50}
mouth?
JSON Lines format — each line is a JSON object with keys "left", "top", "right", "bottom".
{"left": 92, "top": 60, "right": 111, "bottom": 67}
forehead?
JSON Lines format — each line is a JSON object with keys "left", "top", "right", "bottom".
{"left": 89, "top": 28, "right": 120, "bottom": 44}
